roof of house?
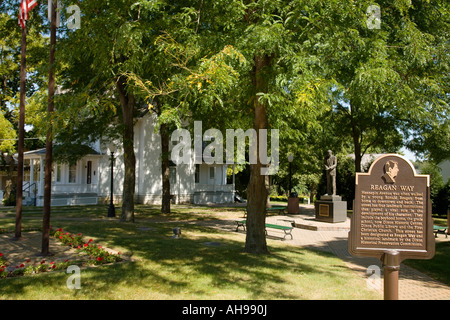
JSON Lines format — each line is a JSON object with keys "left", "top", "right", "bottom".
{"left": 24, "top": 146, "right": 101, "bottom": 157}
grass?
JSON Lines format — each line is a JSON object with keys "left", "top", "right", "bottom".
{"left": 0, "top": 204, "right": 383, "bottom": 300}
{"left": 403, "top": 215, "right": 450, "bottom": 286}
{"left": 0, "top": 204, "right": 247, "bottom": 221}
{"left": 401, "top": 214, "right": 450, "bottom": 286}
{"left": 432, "top": 215, "right": 448, "bottom": 227}
{"left": 403, "top": 241, "right": 450, "bottom": 286}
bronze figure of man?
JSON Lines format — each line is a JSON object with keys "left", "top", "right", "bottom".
{"left": 324, "top": 150, "right": 337, "bottom": 195}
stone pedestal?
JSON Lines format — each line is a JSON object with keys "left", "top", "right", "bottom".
{"left": 315, "top": 195, "right": 347, "bottom": 223}
{"left": 287, "top": 196, "right": 299, "bottom": 214}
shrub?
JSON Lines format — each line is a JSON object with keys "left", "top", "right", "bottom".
{"left": 53, "top": 227, "right": 122, "bottom": 266}
{"left": 0, "top": 253, "right": 6, "bottom": 266}
{"left": 53, "top": 228, "right": 84, "bottom": 248}
{"left": 80, "top": 243, "right": 121, "bottom": 265}
{"left": 0, "top": 265, "right": 8, "bottom": 278}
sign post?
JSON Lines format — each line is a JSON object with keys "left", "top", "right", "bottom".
{"left": 349, "top": 154, "right": 435, "bottom": 300}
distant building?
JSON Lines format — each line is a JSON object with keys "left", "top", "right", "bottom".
{"left": 3, "top": 113, "right": 235, "bottom": 206}
{"left": 347, "top": 153, "right": 384, "bottom": 172}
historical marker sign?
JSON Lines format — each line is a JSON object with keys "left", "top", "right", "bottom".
{"left": 349, "top": 154, "right": 435, "bottom": 262}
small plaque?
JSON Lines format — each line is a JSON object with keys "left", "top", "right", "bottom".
{"left": 348, "top": 154, "right": 435, "bottom": 262}
{"left": 319, "top": 204, "right": 329, "bottom": 217}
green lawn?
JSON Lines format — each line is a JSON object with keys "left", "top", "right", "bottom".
{"left": 0, "top": 204, "right": 383, "bottom": 300}
{"left": 403, "top": 241, "right": 450, "bottom": 286}
{"left": 0, "top": 204, "right": 246, "bottom": 220}
{"left": 402, "top": 215, "right": 450, "bottom": 286}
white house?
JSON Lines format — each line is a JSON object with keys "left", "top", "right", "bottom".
{"left": 22, "top": 147, "right": 102, "bottom": 206}
{"left": 19, "top": 112, "right": 235, "bottom": 207}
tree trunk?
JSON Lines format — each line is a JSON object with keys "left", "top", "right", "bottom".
{"left": 244, "top": 54, "right": 272, "bottom": 254}
{"left": 116, "top": 77, "right": 136, "bottom": 223}
{"left": 350, "top": 109, "right": 362, "bottom": 173}
{"left": 42, "top": 2, "right": 57, "bottom": 255}
{"left": 15, "top": 25, "right": 27, "bottom": 240}
{"left": 309, "top": 182, "right": 316, "bottom": 204}
{"left": 352, "top": 133, "right": 362, "bottom": 173}
{"left": 160, "top": 122, "right": 171, "bottom": 213}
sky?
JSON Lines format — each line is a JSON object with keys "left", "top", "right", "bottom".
{"left": 401, "top": 147, "right": 418, "bottom": 162}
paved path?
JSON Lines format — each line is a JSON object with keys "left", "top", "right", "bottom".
{"left": 1, "top": 204, "right": 449, "bottom": 300}
{"left": 197, "top": 205, "right": 450, "bottom": 300}
{"left": 266, "top": 207, "right": 450, "bottom": 300}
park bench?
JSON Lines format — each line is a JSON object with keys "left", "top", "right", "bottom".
{"left": 242, "top": 206, "right": 287, "bottom": 218}
{"left": 265, "top": 206, "right": 287, "bottom": 214}
{"left": 235, "top": 220, "right": 294, "bottom": 240}
{"left": 433, "top": 225, "right": 448, "bottom": 238}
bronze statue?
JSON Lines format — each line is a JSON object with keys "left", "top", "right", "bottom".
{"left": 324, "top": 150, "right": 337, "bottom": 195}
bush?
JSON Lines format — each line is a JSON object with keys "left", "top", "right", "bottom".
{"left": 53, "top": 228, "right": 84, "bottom": 248}
{"left": 53, "top": 228, "right": 122, "bottom": 266}
{"left": 419, "top": 162, "right": 449, "bottom": 217}
{"left": 269, "top": 195, "right": 288, "bottom": 202}
{"left": 433, "top": 181, "right": 449, "bottom": 216}
{"left": 2, "top": 187, "right": 16, "bottom": 206}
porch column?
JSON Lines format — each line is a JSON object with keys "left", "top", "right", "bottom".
{"left": 30, "top": 159, "right": 34, "bottom": 185}
{"left": 39, "top": 157, "right": 44, "bottom": 197}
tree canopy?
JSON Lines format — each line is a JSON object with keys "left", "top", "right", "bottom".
{"left": 0, "top": 0, "right": 448, "bottom": 253}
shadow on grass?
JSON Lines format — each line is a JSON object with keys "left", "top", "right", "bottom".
{"left": 0, "top": 218, "right": 358, "bottom": 299}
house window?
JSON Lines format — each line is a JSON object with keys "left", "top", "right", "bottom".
{"left": 209, "top": 167, "right": 215, "bottom": 179}
{"left": 86, "top": 161, "right": 92, "bottom": 184}
{"left": 52, "top": 164, "right": 62, "bottom": 183}
{"left": 24, "top": 159, "right": 31, "bottom": 182}
{"left": 32, "top": 159, "right": 40, "bottom": 182}
{"left": 68, "top": 164, "right": 77, "bottom": 183}
{"left": 195, "top": 164, "right": 200, "bottom": 183}
{"left": 56, "top": 164, "right": 62, "bottom": 182}
{"left": 169, "top": 167, "right": 176, "bottom": 186}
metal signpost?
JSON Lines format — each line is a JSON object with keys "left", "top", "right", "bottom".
{"left": 349, "top": 154, "right": 435, "bottom": 300}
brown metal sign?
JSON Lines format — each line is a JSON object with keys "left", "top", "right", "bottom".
{"left": 349, "top": 154, "right": 435, "bottom": 262}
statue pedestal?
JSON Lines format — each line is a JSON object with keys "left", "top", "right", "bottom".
{"left": 315, "top": 195, "right": 347, "bottom": 223}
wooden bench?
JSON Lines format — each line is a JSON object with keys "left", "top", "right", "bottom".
{"left": 265, "top": 206, "right": 287, "bottom": 215}
{"left": 433, "top": 225, "right": 448, "bottom": 238}
{"left": 235, "top": 220, "right": 294, "bottom": 240}
{"left": 242, "top": 206, "right": 287, "bottom": 218}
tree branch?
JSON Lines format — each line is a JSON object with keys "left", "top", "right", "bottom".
{"left": 196, "top": 0, "right": 204, "bottom": 33}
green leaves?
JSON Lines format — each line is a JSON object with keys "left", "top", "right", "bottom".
{"left": 0, "top": 0, "right": 445, "bottom": 178}
{"left": 0, "top": 111, "right": 16, "bottom": 152}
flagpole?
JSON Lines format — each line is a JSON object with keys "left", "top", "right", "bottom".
{"left": 42, "top": 0, "right": 56, "bottom": 256}
{"left": 15, "top": 21, "right": 27, "bottom": 240}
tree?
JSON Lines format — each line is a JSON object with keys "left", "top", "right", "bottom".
{"left": 405, "top": 118, "right": 450, "bottom": 163}
{"left": 41, "top": 0, "right": 58, "bottom": 255}
{"left": 0, "top": 6, "right": 46, "bottom": 154}
{"left": 164, "top": 0, "right": 334, "bottom": 253}
{"left": 124, "top": 7, "right": 248, "bottom": 214}
{"left": 1, "top": 1, "right": 47, "bottom": 241}
{"left": 419, "top": 161, "right": 449, "bottom": 216}
{"left": 315, "top": 0, "right": 449, "bottom": 172}
{"left": 0, "top": 111, "right": 16, "bottom": 152}
{"left": 56, "top": 0, "right": 166, "bottom": 222}
{"left": 129, "top": 1, "right": 320, "bottom": 253}
{"left": 231, "top": 1, "right": 331, "bottom": 254}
